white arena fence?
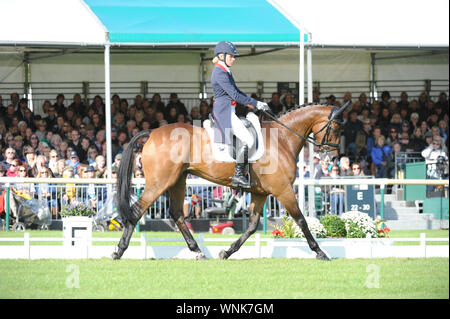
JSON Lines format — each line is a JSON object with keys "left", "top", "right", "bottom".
{"left": 0, "top": 232, "right": 448, "bottom": 260}
{"left": 0, "top": 176, "right": 448, "bottom": 228}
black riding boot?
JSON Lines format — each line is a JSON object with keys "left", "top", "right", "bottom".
{"left": 232, "top": 144, "right": 250, "bottom": 188}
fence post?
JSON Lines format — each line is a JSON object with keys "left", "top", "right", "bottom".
{"left": 141, "top": 233, "right": 147, "bottom": 259}
{"left": 380, "top": 184, "right": 385, "bottom": 219}
{"left": 5, "top": 183, "right": 10, "bottom": 232}
{"left": 255, "top": 233, "right": 261, "bottom": 258}
{"left": 136, "top": 187, "right": 141, "bottom": 233}
{"left": 24, "top": 232, "right": 30, "bottom": 259}
{"left": 263, "top": 200, "right": 267, "bottom": 235}
{"left": 420, "top": 233, "right": 426, "bottom": 258}
{"left": 198, "top": 233, "right": 205, "bottom": 253}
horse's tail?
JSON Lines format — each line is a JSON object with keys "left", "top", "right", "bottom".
{"left": 116, "top": 129, "right": 151, "bottom": 224}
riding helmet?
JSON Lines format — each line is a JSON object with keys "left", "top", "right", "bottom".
{"left": 214, "top": 41, "right": 240, "bottom": 57}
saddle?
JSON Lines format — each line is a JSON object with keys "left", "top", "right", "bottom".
{"left": 203, "top": 112, "right": 265, "bottom": 163}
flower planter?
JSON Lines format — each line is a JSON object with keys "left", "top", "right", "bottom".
{"left": 62, "top": 216, "right": 93, "bottom": 247}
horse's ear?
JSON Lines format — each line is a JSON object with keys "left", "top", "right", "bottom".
{"left": 329, "top": 101, "right": 351, "bottom": 122}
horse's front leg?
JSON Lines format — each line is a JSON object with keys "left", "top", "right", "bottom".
{"left": 219, "top": 194, "right": 266, "bottom": 260}
{"left": 277, "top": 187, "right": 330, "bottom": 260}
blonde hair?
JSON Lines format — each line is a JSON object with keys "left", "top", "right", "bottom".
{"left": 212, "top": 53, "right": 224, "bottom": 64}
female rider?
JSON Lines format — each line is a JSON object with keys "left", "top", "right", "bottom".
{"left": 211, "top": 41, "right": 269, "bottom": 188}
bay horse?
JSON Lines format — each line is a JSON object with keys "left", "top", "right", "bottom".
{"left": 113, "top": 103, "right": 349, "bottom": 261}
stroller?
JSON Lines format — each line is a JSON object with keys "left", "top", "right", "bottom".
{"left": 11, "top": 188, "right": 51, "bottom": 231}
{"left": 92, "top": 195, "right": 124, "bottom": 232}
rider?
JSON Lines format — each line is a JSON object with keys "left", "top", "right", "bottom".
{"left": 211, "top": 40, "right": 270, "bottom": 188}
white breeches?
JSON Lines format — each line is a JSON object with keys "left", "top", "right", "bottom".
{"left": 231, "top": 112, "right": 254, "bottom": 149}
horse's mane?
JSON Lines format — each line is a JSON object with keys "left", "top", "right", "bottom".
{"left": 276, "top": 102, "right": 334, "bottom": 119}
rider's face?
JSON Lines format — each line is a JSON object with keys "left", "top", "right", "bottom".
{"left": 226, "top": 54, "right": 235, "bottom": 67}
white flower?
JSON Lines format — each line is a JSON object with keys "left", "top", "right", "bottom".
{"left": 341, "top": 211, "right": 377, "bottom": 238}
{"left": 293, "top": 216, "right": 327, "bottom": 238}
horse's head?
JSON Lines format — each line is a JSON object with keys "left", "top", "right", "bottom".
{"left": 311, "top": 101, "right": 350, "bottom": 161}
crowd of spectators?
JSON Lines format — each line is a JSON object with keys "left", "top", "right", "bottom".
{"left": 0, "top": 88, "right": 448, "bottom": 219}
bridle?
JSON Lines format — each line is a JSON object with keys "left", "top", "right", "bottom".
{"left": 260, "top": 101, "right": 351, "bottom": 152}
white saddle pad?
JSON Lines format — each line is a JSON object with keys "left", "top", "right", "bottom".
{"left": 203, "top": 112, "right": 265, "bottom": 163}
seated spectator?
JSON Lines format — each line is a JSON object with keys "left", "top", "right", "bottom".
{"left": 53, "top": 159, "right": 66, "bottom": 178}
{"left": 350, "top": 162, "right": 365, "bottom": 176}
{"left": 376, "top": 107, "right": 391, "bottom": 137}
{"left": 355, "top": 118, "right": 372, "bottom": 159}
{"left": 166, "top": 93, "right": 187, "bottom": 117}
{"left": 371, "top": 135, "right": 392, "bottom": 178}
{"left": 95, "top": 155, "right": 107, "bottom": 178}
{"left": 343, "top": 110, "right": 362, "bottom": 159}
{"left": 48, "top": 149, "right": 59, "bottom": 174}
{"left": 386, "top": 127, "right": 399, "bottom": 147}
{"left": 409, "top": 127, "right": 427, "bottom": 153}
{"left": 1, "top": 147, "right": 16, "bottom": 171}
{"left": 6, "top": 158, "right": 22, "bottom": 177}
{"left": 268, "top": 92, "right": 283, "bottom": 115}
{"left": 61, "top": 166, "right": 76, "bottom": 206}
{"left": 399, "top": 133, "right": 413, "bottom": 152}
{"left": 339, "top": 156, "right": 351, "bottom": 176}
{"left": 282, "top": 93, "right": 296, "bottom": 111}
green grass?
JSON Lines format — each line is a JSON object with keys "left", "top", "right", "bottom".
{"left": 0, "top": 258, "right": 447, "bottom": 299}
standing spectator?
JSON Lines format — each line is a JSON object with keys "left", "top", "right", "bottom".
{"left": 69, "top": 93, "right": 87, "bottom": 117}
{"left": 166, "top": 93, "right": 187, "bottom": 117}
{"left": 371, "top": 135, "right": 392, "bottom": 178}
{"left": 379, "top": 91, "right": 391, "bottom": 110}
{"left": 397, "top": 91, "right": 409, "bottom": 109}
{"left": 329, "top": 165, "right": 345, "bottom": 216}
{"left": 54, "top": 94, "right": 66, "bottom": 115}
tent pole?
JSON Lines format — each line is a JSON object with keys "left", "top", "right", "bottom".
{"left": 307, "top": 44, "right": 315, "bottom": 217}
{"left": 104, "top": 44, "right": 112, "bottom": 180}
{"left": 298, "top": 29, "right": 305, "bottom": 213}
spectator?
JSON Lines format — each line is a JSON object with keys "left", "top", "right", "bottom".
{"left": 166, "top": 106, "right": 179, "bottom": 124}
{"left": 67, "top": 151, "right": 80, "bottom": 175}
{"left": 53, "top": 94, "right": 66, "bottom": 115}
{"left": 343, "top": 110, "right": 362, "bottom": 159}
{"left": 35, "top": 167, "right": 57, "bottom": 216}
{"left": 61, "top": 166, "right": 76, "bottom": 206}
{"left": 268, "top": 92, "right": 283, "bottom": 115}
{"left": 329, "top": 165, "right": 345, "bottom": 216}
{"left": 199, "top": 100, "right": 211, "bottom": 122}
{"left": 86, "top": 146, "right": 98, "bottom": 166}
{"left": 350, "top": 162, "right": 365, "bottom": 176}
{"left": 355, "top": 118, "right": 372, "bottom": 159}
{"left": 68, "top": 129, "right": 84, "bottom": 159}
{"left": 409, "top": 127, "right": 427, "bottom": 153}
{"left": 48, "top": 149, "right": 59, "bottom": 174}
{"left": 379, "top": 90, "right": 391, "bottom": 110}
{"left": 371, "top": 135, "right": 392, "bottom": 178}
{"left": 376, "top": 107, "right": 391, "bottom": 137}
{"left": 69, "top": 93, "right": 87, "bottom": 117}
{"left": 438, "top": 120, "right": 448, "bottom": 144}
{"left": 166, "top": 93, "right": 187, "bottom": 117}
{"left": 397, "top": 91, "right": 409, "bottom": 109}
{"left": 386, "top": 127, "right": 399, "bottom": 147}
{"left": 386, "top": 142, "right": 402, "bottom": 179}
{"left": 421, "top": 136, "right": 449, "bottom": 183}
{"left": 91, "top": 95, "right": 105, "bottom": 117}
{"left": 339, "top": 156, "right": 351, "bottom": 176}
{"left": 30, "top": 154, "right": 47, "bottom": 177}
{"left": 1, "top": 147, "right": 16, "bottom": 171}
{"left": 95, "top": 155, "right": 107, "bottom": 178}
{"left": 282, "top": 93, "right": 296, "bottom": 111}
{"left": 6, "top": 158, "right": 22, "bottom": 177}
{"left": 399, "top": 132, "right": 413, "bottom": 152}
{"left": 53, "top": 159, "right": 66, "bottom": 178}
{"left": 150, "top": 93, "right": 165, "bottom": 113}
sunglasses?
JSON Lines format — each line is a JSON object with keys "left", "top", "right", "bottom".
{"left": 352, "top": 167, "right": 360, "bottom": 170}
{"left": 19, "top": 169, "right": 26, "bottom": 172}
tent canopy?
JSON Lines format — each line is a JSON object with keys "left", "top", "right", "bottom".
{"left": 85, "top": 0, "right": 306, "bottom": 46}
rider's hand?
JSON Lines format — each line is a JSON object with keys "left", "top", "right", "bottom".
{"left": 256, "top": 101, "right": 270, "bottom": 112}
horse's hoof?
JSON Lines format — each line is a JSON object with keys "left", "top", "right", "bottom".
{"left": 112, "top": 252, "right": 121, "bottom": 260}
{"left": 218, "top": 250, "right": 229, "bottom": 260}
{"left": 196, "top": 252, "right": 207, "bottom": 261}
{"left": 316, "top": 251, "right": 331, "bottom": 261}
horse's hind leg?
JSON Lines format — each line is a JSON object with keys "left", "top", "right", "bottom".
{"left": 112, "top": 188, "right": 160, "bottom": 260}
{"left": 219, "top": 194, "right": 266, "bottom": 260}
{"left": 168, "top": 175, "right": 206, "bottom": 260}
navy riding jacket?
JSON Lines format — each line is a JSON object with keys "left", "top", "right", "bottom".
{"left": 211, "top": 63, "right": 257, "bottom": 144}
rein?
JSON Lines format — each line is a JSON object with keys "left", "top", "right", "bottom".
{"left": 260, "top": 101, "right": 351, "bottom": 150}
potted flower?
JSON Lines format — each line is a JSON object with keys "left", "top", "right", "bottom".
{"left": 61, "top": 202, "right": 94, "bottom": 247}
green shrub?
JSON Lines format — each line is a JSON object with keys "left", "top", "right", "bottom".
{"left": 320, "top": 214, "right": 347, "bottom": 238}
